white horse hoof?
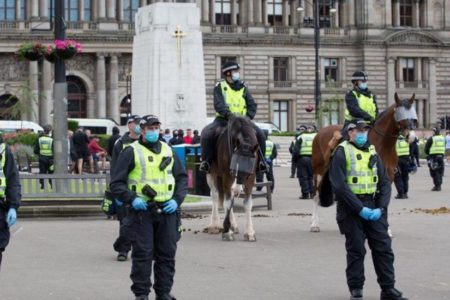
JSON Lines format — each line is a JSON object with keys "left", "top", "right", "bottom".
{"left": 222, "top": 232, "right": 234, "bottom": 241}
{"left": 310, "top": 226, "right": 320, "bottom": 232}
{"left": 231, "top": 226, "right": 239, "bottom": 234}
{"left": 244, "top": 233, "right": 256, "bottom": 242}
{"left": 204, "top": 226, "right": 222, "bottom": 234}
{"left": 388, "top": 228, "right": 393, "bottom": 238}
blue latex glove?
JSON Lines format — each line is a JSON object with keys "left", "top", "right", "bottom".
{"left": 163, "top": 199, "right": 178, "bottom": 214}
{"left": 369, "top": 208, "right": 382, "bottom": 221}
{"left": 265, "top": 158, "right": 272, "bottom": 165}
{"left": 115, "top": 199, "right": 123, "bottom": 207}
{"left": 7, "top": 208, "right": 17, "bottom": 228}
{"left": 359, "top": 207, "right": 373, "bottom": 220}
{"left": 132, "top": 198, "right": 148, "bottom": 211}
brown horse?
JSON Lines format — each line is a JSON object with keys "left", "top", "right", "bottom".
{"left": 309, "top": 93, "right": 417, "bottom": 232}
{"left": 204, "top": 116, "right": 259, "bottom": 241}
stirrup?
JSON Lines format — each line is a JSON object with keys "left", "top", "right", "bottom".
{"left": 199, "top": 161, "right": 210, "bottom": 173}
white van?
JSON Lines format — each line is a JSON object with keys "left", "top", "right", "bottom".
{"left": 0, "top": 120, "right": 44, "bottom": 133}
{"left": 68, "top": 118, "right": 119, "bottom": 135}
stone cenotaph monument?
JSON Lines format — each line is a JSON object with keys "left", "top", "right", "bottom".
{"left": 131, "top": 3, "right": 207, "bottom": 131}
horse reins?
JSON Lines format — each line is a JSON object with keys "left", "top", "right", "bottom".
{"left": 372, "top": 126, "right": 400, "bottom": 139}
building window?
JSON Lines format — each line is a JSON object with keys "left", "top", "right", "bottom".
{"left": 268, "top": 0, "right": 282, "bottom": 26}
{"left": 324, "top": 58, "right": 338, "bottom": 83}
{"left": 124, "top": 0, "right": 139, "bottom": 23}
{"left": 84, "top": 0, "right": 91, "bottom": 21}
{"left": 273, "top": 100, "right": 289, "bottom": 131}
{"left": 67, "top": 75, "right": 87, "bottom": 118}
{"left": 318, "top": 1, "right": 332, "bottom": 28}
{"left": 65, "top": 0, "right": 79, "bottom": 21}
{"left": 402, "top": 58, "right": 415, "bottom": 82}
{"left": 273, "top": 57, "right": 289, "bottom": 87}
{"left": 400, "top": 0, "right": 413, "bottom": 26}
{"left": 221, "top": 56, "right": 237, "bottom": 67}
{"left": 321, "top": 100, "right": 341, "bottom": 127}
{"left": 215, "top": 0, "right": 231, "bottom": 25}
{"left": 0, "top": 0, "right": 18, "bottom": 21}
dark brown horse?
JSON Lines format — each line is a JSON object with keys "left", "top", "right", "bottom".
{"left": 309, "top": 93, "right": 417, "bottom": 232}
{"left": 204, "top": 116, "right": 259, "bottom": 241}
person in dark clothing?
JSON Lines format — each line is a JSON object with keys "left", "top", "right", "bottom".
{"left": 169, "top": 130, "right": 183, "bottom": 146}
{"left": 108, "top": 126, "right": 121, "bottom": 157}
{"left": 0, "top": 134, "right": 21, "bottom": 272}
{"left": 72, "top": 127, "right": 93, "bottom": 174}
{"left": 330, "top": 120, "right": 407, "bottom": 300}
{"left": 408, "top": 132, "right": 420, "bottom": 167}
{"left": 293, "top": 125, "right": 316, "bottom": 199}
{"left": 394, "top": 134, "right": 412, "bottom": 199}
{"left": 34, "top": 124, "right": 54, "bottom": 189}
{"left": 110, "top": 115, "right": 141, "bottom": 261}
{"left": 256, "top": 129, "right": 277, "bottom": 192}
{"left": 192, "top": 130, "right": 201, "bottom": 144}
{"left": 289, "top": 125, "right": 306, "bottom": 178}
{"left": 110, "top": 115, "right": 187, "bottom": 300}
{"left": 424, "top": 127, "right": 445, "bottom": 191}
{"left": 199, "top": 61, "right": 265, "bottom": 173}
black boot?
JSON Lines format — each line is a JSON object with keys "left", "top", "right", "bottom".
{"left": 200, "top": 138, "right": 214, "bottom": 173}
{"left": 135, "top": 295, "right": 149, "bottom": 300}
{"left": 380, "top": 288, "right": 408, "bottom": 300}
{"left": 117, "top": 251, "right": 128, "bottom": 261}
{"left": 350, "top": 288, "right": 363, "bottom": 299}
{"left": 155, "top": 294, "right": 176, "bottom": 300}
{"left": 299, "top": 194, "right": 310, "bottom": 200}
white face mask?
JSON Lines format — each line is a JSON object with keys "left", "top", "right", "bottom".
{"left": 231, "top": 72, "right": 240, "bottom": 82}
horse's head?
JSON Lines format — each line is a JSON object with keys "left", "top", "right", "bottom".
{"left": 394, "top": 93, "right": 417, "bottom": 136}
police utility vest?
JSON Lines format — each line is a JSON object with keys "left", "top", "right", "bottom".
{"left": 265, "top": 140, "right": 274, "bottom": 159}
{"left": 339, "top": 141, "right": 378, "bottom": 195}
{"left": 127, "top": 141, "right": 175, "bottom": 203}
{"left": 396, "top": 137, "right": 410, "bottom": 157}
{"left": 430, "top": 135, "right": 445, "bottom": 155}
{"left": 0, "top": 143, "right": 6, "bottom": 197}
{"left": 345, "top": 91, "right": 377, "bottom": 121}
{"left": 216, "top": 80, "right": 247, "bottom": 117}
{"left": 300, "top": 133, "right": 316, "bottom": 156}
{"left": 39, "top": 136, "right": 53, "bottom": 157}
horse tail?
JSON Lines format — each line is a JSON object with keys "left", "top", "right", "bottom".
{"left": 318, "top": 170, "right": 335, "bottom": 207}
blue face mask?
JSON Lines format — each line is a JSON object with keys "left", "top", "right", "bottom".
{"left": 134, "top": 126, "right": 141, "bottom": 135}
{"left": 144, "top": 129, "right": 159, "bottom": 143}
{"left": 354, "top": 132, "right": 368, "bottom": 147}
{"left": 232, "top": 72, "right": 240, "bottom": 82}
{"left": 358, "top": 82, "right": 368, "bottom": 90}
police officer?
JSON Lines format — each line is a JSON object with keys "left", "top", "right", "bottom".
{"left": 0, "top": 133, "right": 21, "bottom": 272}
{"left": 256, "top": 129, "right": 277, "bottom": 192}
{"left": 330, "top": 120, "right": 407, "bottom": 300}
{"left": 34, "top": 125, "right": 54, "bottom": 189}
{"left": 199, "top": 61, "right": 265, "bottom": 173}
{"left": 110, "top": 115, "right": 188, "bottom": 300}
{"left": 394, "top": 134, "right": 411, "bottom": 199}
{"left": 289, "top": 125, "right": 306, "bottom": 178}
{"left": 293, "top": 125, "right": 316, "bottom": 199}
{"left": 110, "top": 115, "right": 141, "bottom": 261}
{"left": 425, "top": 127, "right": 445, "bottom": 191}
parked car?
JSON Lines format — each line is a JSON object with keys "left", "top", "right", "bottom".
{"left": 68, "top": 118, "right": 119, "bottom": 135}
{"left": 255, "top": 122, "right": 282, "bottom": 134}
{"left": 0, "top": 120, "right": 43, "bottom": 133}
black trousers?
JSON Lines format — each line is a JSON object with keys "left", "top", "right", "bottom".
{"left": 290, "top": 156, "right": 297, "bottom": 177}
{"left": 337, "top": 204, "right": 395, "bottom": 291}
{"left": 125, "top": 210, "right": 180, "bottom": 297}
{"left": 410, "top": 144, "right": 420, "bottom": 166}
{"left": 256, "top": 161, "right": 274, "bottom": 192}
{"left": 0, "top": 205, "right": 10, "bottom": 271}
{"left": 394, "top": 157, "right": 410, "bottom": 196}
{"left": 429, "top": 155, "right": 445, "bottom": 188}
{"left": 113, "top": 206, "right": 132, "bottom": 254}
{"left": 38, "top": 156, "right": 53, "bottom": 188}
{"left": 297, "top": 156, "right": 313, "bottom": 196}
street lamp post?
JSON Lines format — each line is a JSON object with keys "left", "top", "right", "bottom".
{"left": 125, "top": 71, "right": 132, "bottom": 118}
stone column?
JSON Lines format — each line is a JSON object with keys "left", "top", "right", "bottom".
{"left": 231, "top": 0, "right": 237, "bottom": 25}
{"left": 417, "top": 99, "right": 424, "bottom": 128}
{"left": 305, "top": 0, "right": 313, "bottom": 19}
{"left": 107, "top": 0, "right": 116, "bottom": 20}
{"left": 255, "top": 0, "right": 262, "bottom": 25}
{"left": 28, "top": 61, "right": 39, "bottom": 122}
{"left": 96, "top": 54, "right": 107, "bottom": 118}
{"left": 394, "top": 0, "right": 400, "bottom": 26}
{"left": 247, "top": 0, "right": 254, "bottom": 25}
{"left": 98, "top": 0, "right": 106, "bottom": 20}
{"left": 239, "top": 0, "right": 246, "bottom": 25}
{"left": 332, "top": 1, "right": 339, "bottom": 28}
{"left": 290, "top": 56, "right": 296, "bottom": 82}
{"left": 39, "top": 0, "right": 48, "bottom": 19}
{"left": 79, "top": 0, "right": 85, "bottom": 21}
{"left": 387, "top": 57, "right": 396, "bottom": 106}
{"left": 15, "top": 0, "right": 21, "bottom": 20}
{"left": 92, "top": 0, "right": 98, "bottom": 20}
{"left": 428, "top": 58, "right": 437, "bottom": 125}
{"left": 31, "top": 0, "right": 39, "bottom": 19}
{"left": 414, "top": 0, "right": 420, "bottom": 27}
{"left": 385, "top": 0, "right": 392, "bottom": 27}
{"left": 209, "top": 0, "right": 215, "bottom": 25}
{"left": 340, "top": 57, "right": 347, "bottom": 88}
{"left": 117, "top": 0, "right": 124, "bottom": 21}
{"left": 282, "top": 0, "right": 289, "bottom": 27}
{"left": 446, "top": 0, "right": 450, "bottom": 28}
{"left": 290, "top": 0, "right": 297, "bottom": 27}
{"left": 397, "top": 57, "right": 404, "bottom": 88}
{"left": 262, "top": 0, "right": 269, "bottom": 26}
{"left": 347, "top": 0, "right": 355, "bottom": 26}
{"left": 109, "top": 55, "right": 120, "bottom": 123}
{"left": 40, "top": 60, "right": 52, "bottom": 126}
{"left": 416, "top": 57, "right": 422, "bottom": 88}
{"left": 140, "top": 0, "right": 146, "bottom": 7}
{"left": 201, "top": 0, "right": 209, "bottom": 23}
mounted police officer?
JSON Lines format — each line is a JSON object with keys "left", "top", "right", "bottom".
{"left": 293, "top": 125, "right": 316, "bottom": 199}
{"left": 199, "top": 61, "right": 266, "bottom": 173}
{"left": 110, "top": 115, "right": 142, "bottom": 262}
{"left": 394, "top": 134, "right": 411, "bottom": 199}
{"left": 256, "top": 129, "right": 277, "bottom": 193}
{"left": 0, "top": 132, "right": 21, "bottom": 272}
{"left": 330, "top": 120, "right": 407, "bottom": 300}
{"left": 110, "top": 115, "right": 187, "bottom": 300}
{"left": 34, "top": 125, "right": 54, "bottom": 189}
{"left": 425, "top": 127, "right": 445, "bottom": 191}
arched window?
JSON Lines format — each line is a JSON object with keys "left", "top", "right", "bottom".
{"left": 67, "top": 76, "right": 87, "bottom": 118}
{"left": 215, "top": 0, "right": 231, "bottom": 25}
{"left": 124, "top": 0, "right": 139, "bottom": 23}
{"left": 0, "top": 0, "right": 24, "bottom": 21}
{"left": 0, "top": 94, "right": 19, "bottom": 120}
{"left": 267, "top": 0, "right": 282, "bottom": 26}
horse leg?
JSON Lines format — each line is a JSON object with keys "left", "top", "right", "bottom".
{"left": 205, "top": 175, "right": 222, "bottom": 234}
{"left": 222, "top": 195, "right": 235, "bottom": 241}
{"left": 310, "top": 194, "right": 321, "bottom": 232}
{"left": 243, "top": 195, "right": 256, "bottom": 241}
{"left": 229, "top": 208, "right": 239, "bottom": 234}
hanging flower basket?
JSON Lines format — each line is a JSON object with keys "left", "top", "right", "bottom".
{"left": 54, "top": 39, "right": 82, "bottom": 60}
{"left": 305, "top": 104, "right": 315, "bottom": 113}
{"left": 16, "top": 42, "right": 45, "bottom": 61}
{"left": 43, "top": 45, "right": 58, "bottom": 63}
